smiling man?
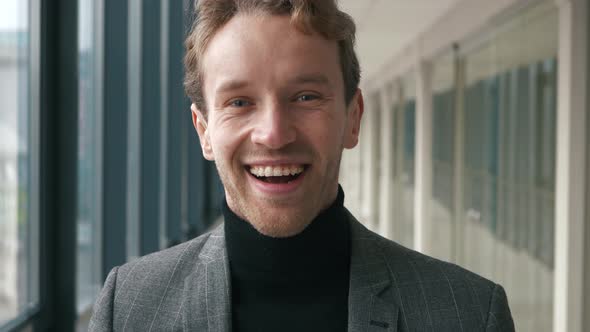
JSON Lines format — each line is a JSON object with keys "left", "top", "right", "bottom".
{"left": 89, "top": 1, "right": 514, "bottom": 331}
{"left": 190, "top": 8, "right": 361, "bottom": 239}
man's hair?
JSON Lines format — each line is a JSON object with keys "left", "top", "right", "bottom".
{"left": 184, "top": 0, "right": 360, "bottom": 114}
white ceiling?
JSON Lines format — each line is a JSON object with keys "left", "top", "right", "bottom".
{"left": 338, "top": 0, "right": 461, "bottom": 83}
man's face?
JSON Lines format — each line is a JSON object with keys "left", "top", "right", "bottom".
{"left": 192, "top": 14, "right": 363, "bottom": 237}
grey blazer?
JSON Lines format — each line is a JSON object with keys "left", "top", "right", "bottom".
{"left": 88, "top": 213, "right": 514, "bottom": 331}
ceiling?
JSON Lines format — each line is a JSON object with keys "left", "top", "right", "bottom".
{"left": 338, "top": 0, "right": 461, "bottom": 83}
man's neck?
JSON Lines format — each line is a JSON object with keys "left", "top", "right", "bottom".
{"left": 223, "top": 185, "right": 350, "bottom": 282}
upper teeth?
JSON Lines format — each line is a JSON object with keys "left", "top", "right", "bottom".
{"left": 250, "top": 165, "right": 304, "bottom": 177}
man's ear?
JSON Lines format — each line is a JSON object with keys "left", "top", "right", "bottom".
{"left": 191, "top": 103, "right": 214, "bottom": 161}
{"left": 344, "top": 89, "right": 364, "bottom": 149}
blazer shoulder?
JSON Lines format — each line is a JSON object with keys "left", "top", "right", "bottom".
{"left": 348, "top": 213, "right": 500, "bottom": 294}
{"left": 117, "top": 229, "right": 215, "bottom": 282}
{"left": 365, "top": 229, "right": 514, "bottom": 330}
{"left": 103, "top": 228, "right": 223, "bottom": 330}
{"left": 371, "top": 230, "right": 497, "bottom": 290}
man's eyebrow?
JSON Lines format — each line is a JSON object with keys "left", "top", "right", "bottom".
{"left": 215, "top": 79, "right": 249, "bottom": 94}
{"left": 214, "top": 74, "right": 332, "bottom": 94}
{"left": 288, "top": 73, "right": 332, "bottom": 87}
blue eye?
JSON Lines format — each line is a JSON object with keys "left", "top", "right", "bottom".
{"left": 229, "top": 99, "right": 250, "bottom": 107}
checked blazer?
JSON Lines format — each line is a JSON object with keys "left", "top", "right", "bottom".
{"left": 88, "top": 210, "right": 515, "bottom": 331}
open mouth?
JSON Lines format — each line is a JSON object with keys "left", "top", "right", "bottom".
{"left": 247, "top": 164, "right": 307, "bottom": 184}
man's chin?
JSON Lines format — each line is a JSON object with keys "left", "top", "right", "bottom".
{"left": 246, "top": 210, "right": 314, "bottom": 238}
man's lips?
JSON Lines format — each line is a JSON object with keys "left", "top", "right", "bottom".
{"left": 244, "top": 163, "right": 309, "bottom": 185}
{"left": 248, "top": 164, "right": 305, "bottom": 177}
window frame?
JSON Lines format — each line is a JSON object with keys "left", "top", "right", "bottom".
{"left": 35, "top": 0, "right": 80, "bottom": 330}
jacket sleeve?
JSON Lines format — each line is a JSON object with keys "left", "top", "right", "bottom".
{"left": 485, "top": 284, "right": 515, "bottom": 332}
{"left": 88, "top": 266, "right": 119, "bottom": 332}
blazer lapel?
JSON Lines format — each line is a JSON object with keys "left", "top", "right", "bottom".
{"left": 347, "top": 212, "right": 399, "bottom": 332}
{"left": 183, "top": 226, "right": 232, "bottom": 332}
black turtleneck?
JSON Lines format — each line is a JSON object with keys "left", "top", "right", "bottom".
{"left": 224, "top": 186, "right": 350, "bottom": 332}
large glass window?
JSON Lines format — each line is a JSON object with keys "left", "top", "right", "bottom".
{"left": 0, "top": 0, "right": 38, "bottom": 327}
{"left": 126, "top": 0, "right": 142, "bottom": 260}
{"left": 76, "top": 0, "right": 102, "bottom": 320}
{"left": 459, "top": 1, "right": 557, "bottom": 330}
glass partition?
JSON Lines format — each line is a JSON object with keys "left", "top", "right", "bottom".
{"left": 460, "top": 1, "right": 558, "bottom": 330}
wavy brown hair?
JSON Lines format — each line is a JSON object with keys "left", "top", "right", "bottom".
{"left": 184, "top": 0, "right": 360, "bottom": 114}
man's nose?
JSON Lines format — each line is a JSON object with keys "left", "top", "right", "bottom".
{"left": 250, "top": 102, "right": 296, "bottom": 149}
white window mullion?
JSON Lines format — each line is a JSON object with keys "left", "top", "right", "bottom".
{"left": 553, "top": 0, "right": 588, "bottom": 331}
{"left": 414, "top": 61, "right": 433, "bottom": 254}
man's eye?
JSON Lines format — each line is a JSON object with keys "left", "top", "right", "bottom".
{"left": 229, "top": 99, "right": 251, "bottom": 107}
{"left": 296, "top": 94, "right": 319, "bottom": 102}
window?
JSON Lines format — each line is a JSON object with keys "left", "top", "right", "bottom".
{"left": 76, "top": 0, "right": 102, "bottom": 320}
{"left": 0, "top": 0, "right": 39, "bottom": 327}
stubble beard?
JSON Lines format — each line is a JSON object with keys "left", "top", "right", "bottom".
{"left": 215, "top": 154, "right": 343, "bottom": 238}
{"left": 220, "top": 168, "right": 315, "bottom": 238}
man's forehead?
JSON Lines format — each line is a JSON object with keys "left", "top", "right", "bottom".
{"left": 202, "top": 13, "right": 337, "bottom": 59}
{"left": 200, "top": 14, "right": 342, "bottom": 94}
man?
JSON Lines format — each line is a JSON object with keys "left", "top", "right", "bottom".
{"left": 89, "top": 0, "right": 514, "bottom": 331}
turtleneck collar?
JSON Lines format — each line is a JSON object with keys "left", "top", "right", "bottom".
{"left": 223, "top": 185, "right": 350, "bottom": 284}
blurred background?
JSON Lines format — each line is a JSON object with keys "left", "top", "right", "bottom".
{"left": 0, "top": 0, "right": 588, "bottom": 331}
